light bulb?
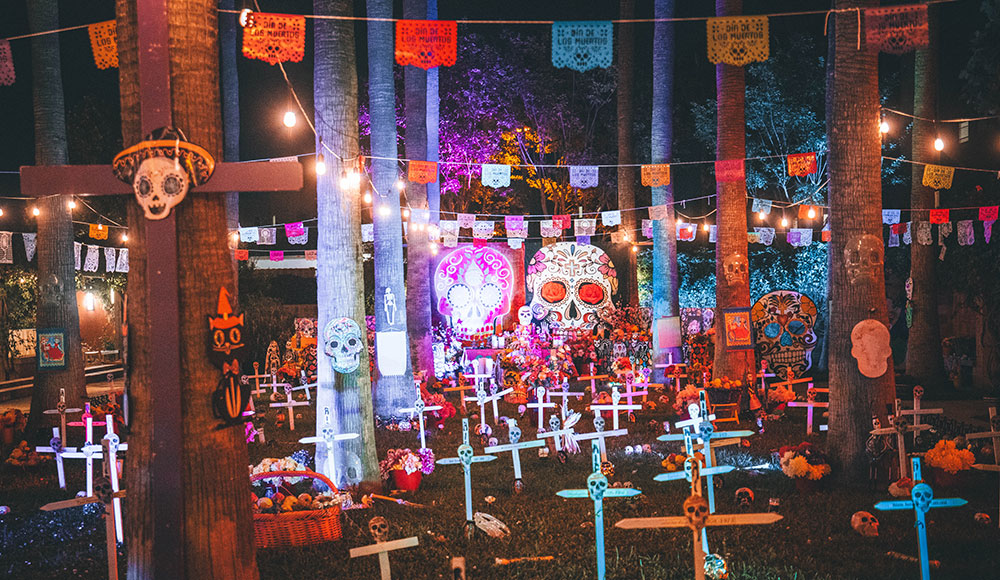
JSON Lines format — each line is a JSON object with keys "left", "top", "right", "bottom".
{"left": 675, "top": 217, "right": 682, "bottom": 226}
{"left": 122, "top": 233, "right": 129, "bottom": 242}
{"left": 807, "top": 208, "right": 816, "bottom": 219}
{"left": 378, "top": 205, "right": 390, "bottom": 217}
{"left": 67, "top": 200, "right": 76, "bottom": 209}
{"left": 780, "top": 218, "right": 789, "bottom": 228}
{"left": 395, "top": 179, "right": 406, "bottom": 192}
{"left": 623, "top": 233, "right": 630, "bottom": 241}
{"left": 363, "top": 192, "right": 372, "bottom": 204}
{"left": 283, "top": 110, "right": 297, "bottom": 128}
{"left": 758, "top": 211, "right": 767, "bottom": 221}
{"left": 32, "top": 207, "right": 40, "bottom": 217}
{"left": 702, "top": 223, "right": 710, "bottom": 232}
{"left": 880, "top": 120, "right": 890, "bottom": 134}
{"left": 933, "top": 137, "right": 944, "bottom": 151}
{"left": 402, "top": 208, "right": 410, "bottom": 218}
{"left": 0, "top": 208, "right": 4, "bottom": 217}
{"left": 84, "top": 292, "right": 96, "bottom": 312}
{"left": 631, "top": 245, "right": 638, "bottom": 253}
{"left": 429, "top": 242, "right": 439, "bottom": 256}
{"left": 315, "top": 154, "right": 327, "bottom": 175}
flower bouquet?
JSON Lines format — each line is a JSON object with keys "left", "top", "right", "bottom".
{"left": 706, "top": 376, "right": 742, "bottom": 404}
{"left": 1, "top": 409, "right": 27, "bottom": 445}
{"left": 379, "top": 448, "right": 435, "bottom": 491}
{"left": 924, "top": 438, "right": 975, "bottom": 487}
{"left": 673, "top": 385, "right": 702, "bottom": 417}
{"left": 779, "top": 442, "right": 831, "bottom": 491}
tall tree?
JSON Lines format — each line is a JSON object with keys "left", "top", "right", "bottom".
{"left": 650, "top": 0, "right": 681, "bottom": 375}
{"left": 315, "top": 0, "right": 380, "bottom": 488}
{"left": 712, "top": 0, "right": 754, "bottom": 381}
{"left": 427, "top": 0, "right": 440, "bottom": 225}
{"left": 825, "top": 0, "right": 896, "bottom": 479}
{"left": 404, "top": 0, "right": 434, "bottom": 375}
{"left": 616, "top": 0, "right": 639, "bottom": 307}
{"left": 25, "top": 0, "right": 87, "bottom": 437}
{"left": 117, "top": 1, "right": 258, "bottom": 576}
{"left": 219, "top": 0, "right": 240, "bottom": 231}
{"left": 904, "top": 4, "right": 947, "bottom": 389}
{"left": 368, "top": 0, "right": 415, "bottom": 417}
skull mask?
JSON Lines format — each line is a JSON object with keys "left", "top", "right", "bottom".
{"left": 850, "top": 319, "right": 891, "bottom": 379}
{"left": 94, "top": 476, "right": 114, "bottom": 506}
{"left": 593, "top": 416, "right": 606, "bottom": 432}
{"left": 457, "top": 444, "right": 474, "bottom": 466}
{"left": 911, "top": 483, "right": 933, "bottom": 514}
{"left": 844, "top": 234, "right": 884, "bottom": 285}
{"left": 683, "top": 494, "right": 710, "bottom": 530}
{"left": 324, "top": 317, "right": 363, "bottom": 374}
{"left": 587, "top": 472, "right": 608, "bottom": 501}
{"left": 133, "top": 156, "right": 189, "bottom": 220}
{"left": 735, "top": 487, "right": 754, "bottom": 507}
{"left": 527, "top": 242, "right": 618, "bottom": 329}
{"left": 368, "top": 516, "right": 389, "bottom": 542}
{"left": 434, "top": 246, "right": 513, "bottom": 337}
{"left": 752, "top": 290, "right": 819, "bottom": 378}
{"left": 851, "top": 511, "right": 879, "bottom": 537}
{"left": 722, "top": 253, "right": 749, "bottom": 286}
{"left": 913, "top": 385, "right": 924, "bottom": 400}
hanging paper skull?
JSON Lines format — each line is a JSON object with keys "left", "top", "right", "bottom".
{"left": 324, "top": 317, "right": 364, "bottom": 374}
{"left": 850, "top": 319, "right": 891, "bottom": 378}
{"left": 844, "top": 234, "right": 884, "bottom": 285}
{"left": 434, "top": 246, "right": 514, "bottom": 337}
{"left": 112, "top": 127, "right": 215, "bottom": 220}
{"left": 527, "top": 242, "right": 618, "bottom": 329}
{"left": 851, "top": 511, "right": 879, "bottom": 537}
{"left": 722, "top": 253, "right": 749, "bottom": 286}
{"left": 751, "top": 290, "right": 818, "bottom": 379}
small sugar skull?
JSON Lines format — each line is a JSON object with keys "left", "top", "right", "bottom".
{"left": 593, "top": 416, "right": 606, "bottom": 432}
{"left": 844, "top": 234, "right": 884, "bottom": 285}
{"left": 911, "top": 483, "right": 934, "bottom": 514}
{"left": 722, "top": 253, "right": 748, "bottom": 286}
{"left": 735, "top": 487, "right": 754, "bottom": 507}
{"left": 369, "top": 516, "right": 389, "bottom": 542}
{"left": 517, "top": 306, "right": 533, "bottom": 326}
{"left": 600, "top": 461, "right": 615, "bottom": 477}
{"left": 683, "top": 494, "right": 710, "bottom": 530}
{"left": 324, "top": 317, "right": 364, "bottom": 374}
{"left": 587, "top": 472, "right": 608, "bottom": 501}
{"left": 94, "top": 476, "right": 114, "bottom": 506}
{"left": 458, "top": 444, "right": 474, "bottom": 466}
{"left": 434, "top": 246, "right": 514, "bottom": 337}
{"left": 913, "top": 385, "right": 924, "bottom": 400}
{"left": 851, "top": 511, "right": 879, "bottom": 537}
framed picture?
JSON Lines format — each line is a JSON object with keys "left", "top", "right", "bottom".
{"left": 722, "top": 308, "right": 754, "bottom": 351}
{"left": 37, "top": 328, "right": 67, "bottom": 370}
{"left": 655, "top": 316, "right": 682, "bottom": 350}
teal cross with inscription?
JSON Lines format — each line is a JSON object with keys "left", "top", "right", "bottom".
{"left": 436, "top": 418, "right": 496, "bottom": 528}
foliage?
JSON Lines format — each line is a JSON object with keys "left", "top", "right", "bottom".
{"left": 378, "top": 447, "right": 435, "bottom": 479}
{"left": 960, "top": 0, "right": 1000, "bottom": 114}
{"left": 0, "top": 268, "right": 37, "bottom": 378}
{"left": 778, "top": 442, "right": 831, "bottom": 480}
{"left": 924, "top": 439, "right": 975, "bottom": 474}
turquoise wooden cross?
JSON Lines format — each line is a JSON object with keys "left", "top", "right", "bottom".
{"left": 436, "top": 418, "right": 496, "bottom": 529}
{"left": 556, "top": 440, "right": 641, "bottom": 580}
{"left": 874, "top": 457, "right": 967, "bottom": 580}
{"left": 484, "top": 419, "right": 544, "bottom": 493}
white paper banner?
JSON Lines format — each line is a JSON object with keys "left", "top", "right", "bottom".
{"left": 116, "top": 248, "right": 129, "bottom": 273}
{"left": 258, "top": 227, "right": 277, "bottom": 245}
{"left": 83, "top": 244, "right": 100, "bottom": 272}
{"left": 239, "top": 227, "right": 259, "bottom": 243}
{"left": 361, "top": 223, "right": 374, "bottom": 242}
{"left": 957, "top": 220, "right": 974, "bottom": 246}
{"left": 508, "top": 238, "right": 523, "bottom": 250}
{"left": 22, "top": 233, "right": 36, "bottom": 262}
{"left": 74, "top": 242, "right": 82, "bottom": 270}
{"left": 481, "top": 164, "right": 512, "bottom": 188}
{"left": 569, "top": 166, "right": 599, "bottom": 189}
{"left": 574, "top": 218, "right": 596, "bottom": 236}
{"left": 881, "top": 209, "right": 901, "bottom": 225}
{"left": 754, "top": 227, "right": 775, "bottom": 246}
{"left": 105, "top": 247, "right": 117, "bottom": 272}
{"left": 473, "top": 221, "right": 495, "bottom": 239}
{"left": 601, "top": 210, "right": 621, "bottom": 226}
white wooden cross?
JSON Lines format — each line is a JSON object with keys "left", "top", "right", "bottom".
{"left": 36, "top": 427, "right": 76, "bottom": 490}
{"left": 526, "top": 386, "right": 556, "bottom": 431}
{"left": 573, "top": 415, "right": 628, "bottom": 462}
{"left": 464, "top": 384, "right": 512, "bottom": 430}
{"left": 269, "top": 384, "right": 310, "bottom": 431}
{"left": 871, "top": 413, "right": 931, "bottom": 479}
{"left": 436, "top": 418, "right": 497, "bottom": 528}
{"left": 299, "top": 406, "right": 359, "bottom": 480}
{"left": 349, "top": 528, "right": 419, "bottom": 580}
{"left": 786, "top": 385, "right": 829, "bottom": 435}
{"left": 258, "top": 372, "right": 291, "bottom": 397}
{"left": 60, "top": 415, "right": 127, "bottom": 501}
{"left": 41, "top": 439, "right": 126, "bottom": 580}
{"left": 486, "top": 381, "right": 513, "bottom": 423}
{"left": 579, "top": 362, "right": 610, "bottom": 399}
{"left": 42, "top": 388, "right": 82, "bottom": 443}
{"left": 548, "top": 384, "right": 585, "bottom": 422}
{"left": 589, "top": 387, "right": 642, "bottom": 431}
{"left": 484, "top": 419, "right": 545, "bottom": 492}
{"left": 288, "top": 370, "right": 317, "bottom": 400}
{"left": 897, "top": 387, "right": 943, "bottom": 444}
{"left": 537, "top": 413, "right": 576, "bottom": 452}
{"left": 243, "top": 362, "right": 272, "bottom": 396}
{"left": 874, "top": 457, "right": 968, "bottom": 580}
{"left": 967, "top": 407, "right": 1000, "bottom": 527}
{"left": 397, "top": 388, "right": 442, "bottom": 450}
{"left": 463, "top": 357, "right": 494, "bottom": 395}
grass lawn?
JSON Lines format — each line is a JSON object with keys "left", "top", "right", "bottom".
{"left": 2, "top": 393, "right": 998, "bottom": 579}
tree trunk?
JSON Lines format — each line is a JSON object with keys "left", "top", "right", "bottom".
{"left": 219, "top": 0, "right": 240, "bottom": 233}
{"left": 426, "top": 0, "right": 440, "bottom": 226}
{"left": 25, "top": 0, "right": 88, "bottom": 439}
{"left": 404, "top": 0, "right": 434, "bottom": 376}
{"left": 650, "top": 0, "right": 681, "bottom": 377}
{"left": 314, "top": 0, "right": 380, "bottom": 489}
{"left": 826, "top": 0, "right": 897, "bottom": 480}
{"left": 368, "top": 0, "right": 416, "bottom": 418}
{"left": 712, "top": 0, "right": 754, "bottom": 381}
{"left": 118, "top": 1, "right": 258, "bottom": 577}
{"left": 904, "top": 4, "right": 947, "bottom": 390}
{"left": 616, "top": 0, "right": 639, "bottom": 308}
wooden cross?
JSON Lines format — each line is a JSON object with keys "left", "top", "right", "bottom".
{"left": 42, "top": 388, "right": 82, "bottom": 443}
{"left": 770, "top": 368, "right": 813, "bottom": 392}
{"left": 258, "top": 373, "right": 291, "bottom": 397}
{"left": 484, "top": 419, "right": 545, "bottom": 492}
{"left": 442, "top": 378, "right": 476, "bottom": 413}
{"left": 526, "top": 386, "right": 557, "bottom": 431}
{"left": 486, "top": 381, "right": 513, "bottom": 423}
{"left": 463, "top": 357, "right": 494, "bottom": 394}
{"left": 874, "top": 457, "right": 968, "bottom": 580}
{"left": 464, "top": 384, "right": 512, "bottom": 430}
{"left": 548, "top": 385, "right": 585, "bottom": 422}
{"left": 60, "top": 415, "right": 127, "bottom": 499}
{"left": 674, "top": 390, "right": 716, "bottom": 433}
{"left": 578, "top": 362, "right": 610, "bottom": 399}
{"left": 36, "top": 427, "right": 76, "bottom": 490}
{"left": 288, "top": 370, "right": 317, "bottom": 400}
{"left": 349, "top": 535, "right": 419, "bottom": 580}
{"left": 556, "top": 440, "right": 641, "bottom": 580}
{"left": 622, "top": 375, "right": 649, "bottom": 406}
{"left": 299, "top": 406, "right": 359, "bottom": 481}
{"left": 243, "top": 362, "right": 272, "bottom": 396}
{"left": 589, "top": 387, "right": 642, "bottom": 431}
{"left": 897, "top": 387, "right": 943, "bottom": 444}
{"left": 572, "top": 415, "right": 628, "bottom": 462}
{"left": 397, "top": 386, "right": 442, "bottom": 450}
{"left": 967, "top": 407, "right": 1000, "bottom": 527}
{"left": 436, "top": 418, "right": 497, "bottom": 528}
{"left": 41, "top": 439, "right": 127, "bottom": 580}
{"left": 537, "top": 413, "right": 576, "bottom": 452}
{"left": 269, "top": 384, "right": 310, "bottom": 431}
{"left": 786, "top": 385, "right": 829, "bottom": 435}
{"left": 656, "top": 418, "right": 748, "bottom": 514}
{"left": 870, "top": 413, "right": 931, "bottom": 479}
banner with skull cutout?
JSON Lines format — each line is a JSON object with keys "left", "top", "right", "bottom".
{"left": 751, "top": 290, "right": 818, "bottom": 380}
{"left": 112, "top": 127, "right": 215, "bottom": 220}
{"left": 526, "top": 241, "right": 618, "bottom": 329}
{"left": 431, "top": 243, "right": 525, "bottom": 338}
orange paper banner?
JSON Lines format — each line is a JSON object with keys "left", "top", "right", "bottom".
{"left": 88, "top": 20, "right": 118, "bottom": 70}
{"left": 921, "top": 164, "right": 954, "bottom": 190}
{"left": 707, "top": 16, "right": 769, "bottom": 66}
{"left": 715, "top": 159, "right": 745, "bottom": 182}
{"left": 395, "top": 20, "right": 458, "bottom": 69}
{"left": 408, "top": 160, "right": 438, "bottom": 184}
{"left": 787, "top": 152, "right": 817, "bottom": 177}
{"left": 865, "top": 5, "right": 928, "bottom": 54}
{"left": 89, "top": 224, "right": 109, "bottom": 240}
{"left": 242, "top": 13, "right": 306, "bottom": 65}
{"left": 641, "top": 164, "right": 671, "bottom": 187}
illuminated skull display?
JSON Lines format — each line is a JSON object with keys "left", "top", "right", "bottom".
{"left": 722, "top": 253, "right": 749, "bottom": 286}
{"left": 844, "top": 234, "right": 884, "bottom": 285}
{"left": 435, "top": 246, "right": 514, "bottom": 337}
{"left": 527, "top": 242, "right": 617, "bottom": 329}
{"left": 911, "top": 483, "right": 933, "bottom": 514}
{"left": 323, "top": 317, "right": 364, "bottom": 374}
{"left": 752, "top": 291, "right": 819, "bottom": 379}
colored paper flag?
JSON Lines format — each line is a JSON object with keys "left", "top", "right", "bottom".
{"left": 601, "top": 210, "right": 621, "bottom": 226}
{"left": 482, "top": 164, "right": 512, "bottom": 188}
{"left": 408, "top": 160, "right": 438, "bottom": 184}
{"left": 707, "top": 16, "right": 769, "bottom": 66}
{"left": 569, "top": 166, "right": 599, "bottom": 189}
{"left": 787, "top": 152, "right": 817, "bottom": 177}
{"left": 88, "top": 20, "right": 118, "bottom": 69}
{"left": 395, "top": 20, "right": 458, "bottom": 69}
{"left": 641, "top": 164, "right": 671, "bottom": 187}
{"left": 551, "top": 21, "right": 613, "bottom": 72}
{"left": 242, "top": 13, "right": 306, "bottom": 65}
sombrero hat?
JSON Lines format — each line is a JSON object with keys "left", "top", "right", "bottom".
{"left": 112, "top": 126, "right": 215, "bottom": 186}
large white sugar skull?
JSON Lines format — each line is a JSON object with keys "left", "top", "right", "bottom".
{"left": 324, "top": 317, "right": 363, "bottom": 374}
{"left": 435, "top": 246, "right": 514, "bottom": 337}
{"left": 368, "top": 516, "right": 389, "bottom": 542}
{"left": 133, "top": 156, "right": 189, "bottom": 220}
{"left": 683, "top": 494, "right": 710, "bottom": 530}
{"left": 752, "top": 291, "right": 819, "bottom": 379}
{"left": 722, "top": 253, "right": 749, "bottom": 286}
{"left": 587, "top": 472, "right": 608, "bottom": 501}
{"left": 911, "top": 483, "right": 933, "bottom": 514}
{"left": 844, "top": 234, "right": 884, "bottom": 285}
{"left": 850, "top": 319, "right": 891, "bottom": 378}
{"left": 527, "top": 242, "right": 617, "bottom": 329}
{"left": 851, "top": 511, "right": 879, "bottom": 537}
{"left": 517, "top": 306, "right": 533, "bottom": 326}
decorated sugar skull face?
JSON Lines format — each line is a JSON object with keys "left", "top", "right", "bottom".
{"left": 913, "top": 385, "right": 924, "bottom": 399}
{"left": 457, "top": 444, "right": 474, "bottom": 466}
{"left": 435, "top": 246, "right": 514, "bottom": 337}
{"left": 324, "top": 317, "right": 363, "bottom": 374}
{"left": 683, "top": 494, "right": 710, "bottom": 530}
{"left": 369, "top": 516, "right": 389, "bottom": 542}
{"left": 911, "top": 483, "right": 933, "bottom": 514}
{"left": 844, "top": 234, "right": 884, "bottom": 285}
{"left": 851, "top": 511, "right": 879, "bottom": 537}
{"left": 735, "top": 487, "right": 754, "bottom": 506}
{"left": 850, "top": 319, "right": 891, "bottom": 378}
{"left": 527, "top": 242, "right": 617, "bottom": 329}
{"left": 587, "top": 472, "right": 608, "bottom": 501}
{"left": 752, "top": 290, "right": 818, "bottom": 379}
{"left": 517, "top": 306, "right": 533, "bottom": 326}
{"left": 132, "top": 156, "right": 188, "bottom": 219}
{"left": 722, "top": 253, "right": 748, "bottom": 286}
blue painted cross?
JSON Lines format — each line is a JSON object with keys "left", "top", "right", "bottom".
{"left": 874, "top": 457, "right": 967, "bottom": 580}
{"left": 556, "top": 440, "right": 641, "bottom": 580}
{"left": 436, "top": 418, "right": 497, "bottom": 529}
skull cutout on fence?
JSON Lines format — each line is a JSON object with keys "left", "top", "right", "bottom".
{"left": 94, "top": 476, "right": 114, "bottom": 507}
{"left": 526, "top": 242, "right": 618, "bottom": 329}
{"left": 722, "top": 253, "right": 749, "bottom": 286}
{"left": 434, "top": 246, "right": 514, "bottom": 338}
{"left": 851, "top": 511, "right": 879, "bottom": 537}
{"left": 844, "top": 234, "right": 884, "bottom": 285}
{"left": 368, "top": 516, "right": 389, "bottom": 543}
{"left": 324, "top": 317, "right": 363, "bottom": 374}
{"left": 683, "top": 494, "right": 710, "bottom": 530}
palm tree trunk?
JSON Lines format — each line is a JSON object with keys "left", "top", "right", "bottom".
{"left": 904, "top": 3, "right": 946, "bottom": 389}
{"left": 219, "top": 0, "right": 240, "bottom": 233}
{"left": 368, "top": 0, "right": 416, "bottom": 417}
{"left": 25, "top": 0, "right": 88, "bottom": 439}
{"left": 617, "top": 0, "right": 639, "bottom": 308}
{"left": 712, "top": 0, "right": 754, "bottom": 381}
{"left": 826, "top": 0, "right": 897, "bottom": 480}
{"left": 651, "top": 0, "right": 681, "bottom": 376}
{"left": 118, "top": 1, "right": 258, "bottom": 577}
{"left": 427, "top": 0, "right": 440, "bottom": 226}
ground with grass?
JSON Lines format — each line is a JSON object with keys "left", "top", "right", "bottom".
{"left": 2, "top": 391, "right": 999, "bottom": 579}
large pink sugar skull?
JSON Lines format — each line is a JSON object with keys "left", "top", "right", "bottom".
{"left": 526, "top": 242, "right": 617, "bottom": 328}
{"left": 434, "top": 246, "right": 513, "bottom": 337}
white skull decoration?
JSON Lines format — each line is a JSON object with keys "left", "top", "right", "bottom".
{"left": 911, "top": 483, "right": 933, "bottom": 514}
{"left": 517, "top": 306, "right": 533, "bottom": 326}
{"left": 851, "top": 319, "right": 891, "bottom": 378}
{"left": 587, "top": 472, "right": 608, "bottom": 501}
{"left": 457, "top": 444, "right": 474, "bottom": 466}
{"left": 722, "top": 253, "right": 749, "bottom": 286}
{"left": 683, "top": 494, "right": 710, "bottom": 530}
{"left": 593, "top": 416, "right": 606, "bottom": 432}
{"left": 851, "top": 511, "right": 879, "bottom": 537}
{"left": 844, "top": 234, "right": 884, "bottom": 285}
{"left": 527, "top": 242, "right": 618, "bottom": 329}
{"left": 752, "top": 290, "right": 819, "bottom": 379}
{"left": 324, "top": 317, "right": 363, "bottom": 374}
{"left": 133, "top": 156, "right": 189, "bottom": 220}
{"left": 434, "top": 246, "right": 514, "bottom": 337}
{"left": 369, "top": 516, "right": 389, "bottom": 542}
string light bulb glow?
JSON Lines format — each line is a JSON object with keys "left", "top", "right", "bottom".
{"left": 378, "top": 205, "right": 390, "bottom": 217}
{"left": 780, "top": 217, "right": 789, "bottom": 228}
{"left": 402, "top": 208, "right": 410, "bottom": 219}
{"left": 0, "top": 208, "right": 4, "bottom": 217}
{"left": 121, "top": 233, "right": 128, "bottom": 242}
{"left": 880, "top": 119, "right": 890, "bottom": 134}
{"left": 84, "top": 292, "right": 96, "bottom": 312}
{"left": 67, "top": 200, "right": 76, "bottom": 209}
{"left": 702, "top": 223, "right": 710, "bottom": 232}
{"left": 807, "top": 207, "right": 816, "bottom": 219}
{"left": 315, "top": 153, "right": 327, "bottom": 175}
{"left": 395, "top": 179, "right": 406, "bottom": 192}
{"left": 32, "top": 207, "right": 40, "bottom": 217}
{"left": 933, "top": 137, "right": 944, "bottom": 151}
{"left": 429, "top": 242, "right": 439, "bottom": 256}
{"left": 631, "top": 244, "right": 638, "bottom": 253}
{"left": 363, "top": 191, "right": 372, "bottom": 204}
{"left": 758, "top": 211, "right": 767, "bottom": 221}
{"left": 282, "top": 110, "right": 297, "bottom": 128}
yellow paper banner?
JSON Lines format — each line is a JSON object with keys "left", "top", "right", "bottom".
{"left": 707, "top": 16, "right": 769, "bottom": 66}
{"left": 921, "top": 164, "right": 954, "bottom": 190}
{"left": 641, "top": 164, "right": 671, "bottom": 187}
{"left": 88, "top": 20, "right": 118, "bottom": 70}
{"left": 89, "top": 223, "right": 109, "bottom": 240}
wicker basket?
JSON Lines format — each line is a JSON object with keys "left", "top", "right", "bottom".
{"left": 251, "top": 470, "right": 343, "bottom": 548}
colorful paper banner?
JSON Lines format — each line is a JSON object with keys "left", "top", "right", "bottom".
{"left": 239, "top": 227, "right": 259, "bottom": 243}
{"left": 929, "top": 209, "right": 949, "bottom": 224}
{"left": 482, "top": 164, "right": 512, "bottom": 188}
{"left": 751, "top": 198, "right": 772, "bottom": 215}
{"left": 395, "top": 20, "right": 458, "bottom": 69}
{"left": 787, "top": 152, "right": 817, "bottom": 177}
{"left": 574, "top": 218, "right": 596, "bottom": 236}
{"left": 457, "top": 213, "right": 475, "bottom": 229}
{"left": 269, "top": 251, "right": 284, "bottom": 262}
{"left": 553, "top": 214, "right": 571, "bottom": 230}
{"left": 922, "top": 164, "right": 955, "bottom": 189}
{"left": 979, "top": 206, "right": 998, "bottom": 221}
{"left": 601, "top": 210, "right": 621, "bottom": 226}
{"left": 641, "top": 164, "right": 671, "bottom": 187}
{"left": 715, "top": 159, "right": 745, "bottom": 182}
{"left": 88, "top": 20, "right": 118, "bottom": 70}
{"left": 242, "top": 13, "right": 306, "bottom": 65}
{"left": 408, "top": 160, "right": 438, "bottom": 184}
{"left": 0, "top": 40, "right": 14, "bottom": 86}
{"left": 89, "top": 224, "right": 109, "bottom": 240}
{"left": 882, "top": 209, "right": 901, "bottom": 225}
{"left": 551, "top": 21, "right": 614, "bottom": 72}
{"left": 707, "top": 16, "right": 769, "bottom": 66}
{"left": 569, "top": 166, "right": 599, "bottom": 189}
{"left": 865, "top": 5, "right": 929, "bottom": 54}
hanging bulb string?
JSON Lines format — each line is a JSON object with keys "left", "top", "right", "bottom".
{"left": 881, "top": 107, "right": 1000, "bottom": 125}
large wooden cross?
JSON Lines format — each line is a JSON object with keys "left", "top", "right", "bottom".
{"left": 19, "top": 4, "right": 302, "bottom": 575}
{"left": 483, "top": 418, "right": 544, "bottom": 492}
{"left": 967, "top": 407, "right": 1000, "bottom": 527}
{"left": 435, "top": 418, "right": 497, "bottom": 529}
